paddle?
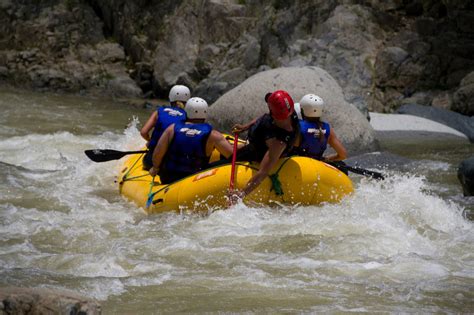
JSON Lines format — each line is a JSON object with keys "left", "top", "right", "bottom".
{"left": 328, "top": 161, "right": 385, "bottom": 180}
{"left": 228, "top": 132, "right": 239, "bottom": 205}
{"left": 84, "top": 149, "right": 147, "bottom": 163}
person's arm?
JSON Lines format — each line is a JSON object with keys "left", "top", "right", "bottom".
{"left": 239, "top": 138, "right": 286, "bottom": 197}
{"left": 232, "top": 117, "right": 258, "bottom": 133}
{"left": 140, "top": 111, "right": 158, "bottom": 142}
{"left": 149, "top": 124, "right": 174, "bottom": 176}
{"left": 207, "top": 130, "right": 234, "bottom": 159}
{"left": 324, "top": 130, "right": 347, "bottom": 161}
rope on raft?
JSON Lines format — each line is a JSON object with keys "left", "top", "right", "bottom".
{"left": 269, "top": 157, "right": 291, "bottom": 196}
{"left": 121, "top": 152, "right": 147, "bottom": 183}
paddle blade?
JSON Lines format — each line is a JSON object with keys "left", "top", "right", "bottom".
{"left": 85, "top": 149, "right": 137, "bottom": 162}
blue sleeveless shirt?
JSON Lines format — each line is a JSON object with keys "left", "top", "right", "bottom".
{"left": 297, "top": 120, "right": 331, "bottom": 159}
{"left": 163, "top": 122, "right": 213, "bottom": 176}
{"left": 148, "top": 106, "right": 186, "bottom": 148}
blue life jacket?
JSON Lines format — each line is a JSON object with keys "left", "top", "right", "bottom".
{"left": 163, "top": 122, "right": 213, "bottom": 176}
{"left": 148, "top": 106, "right": 186, "bottom": 148}
{"left": 297, "top": 120, "right": 331, "bottom": 159}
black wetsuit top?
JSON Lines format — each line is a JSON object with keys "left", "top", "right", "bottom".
{"left": 236, "top": 113, "right": 299, "bottom": 162}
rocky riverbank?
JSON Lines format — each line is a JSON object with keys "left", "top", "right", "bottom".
{"left": 0, "top": 287, "right": 101, "bottom": 314}
{"left": 0, "top": 0, "right": 473, "bottom": 117}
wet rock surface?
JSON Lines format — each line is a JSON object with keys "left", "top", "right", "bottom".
{"left": 0, "top": 286, "right": 101, "bottom": 315}
{"left": 397, "top": 104, "right": 474, "bottom": 142}
{"left": 458, "top": 157, "right": 474, "bottom": 196}
{"left": 0, "top": 0, "right": 472, "bottom": 116}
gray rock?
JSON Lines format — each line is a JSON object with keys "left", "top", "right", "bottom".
{"left": 456, "top": 10, "right": 474, "bottom": 33}
{"left": 107, "top": 76, "right": 142, "bottom": 98}
{"left": 0, "top": 66, "right": 8, "bottom": 77}
{"left": 0, "top": 286, "right": 101, "bottom": 315}
{"left": 194, "top": 79, "right": 229, "bottom": 104}
{"left": 1, "top": 0, "right": 474, "bottom": 109}
{"left": 374, "top": 46, "right": 409, "bottom": 87}
{"left": 208, "top": 66, "right": 378, "bottom": 155}
{"left": 406, "top": 40, "right": 431, "bottom": 59}
{"left": 0, "top": 0, "right": 13, "bottom": 10}
{"left": 453, "top": 71, "right": 474, "bottom": 116}
{"left": 195, "top": 67, "right": 249, "bottom": 103}
{"left": 397, "top": 103, "right": 474, "bottom": 142}
{"left": 458, "top": 156, "right": 474, "bottom": 196}
{"left": 401, "top": 91, "right": 432, "bottom": 106}
{"left": 95, "top": 42, "right": 125, "bottom": 63}
{"left": 431, "top": 91, "right": 452, "bottom": 110}
{"left": 28, "top": 66, "right": 70, "bottom": 89}
{"left": 242, "top": 36, "right": 261, "bottom": 70}
{"left": 151, "top": 0, "right": 250, "bottom": 92}
{"left": 216, "top": 67, "right": 247, "bottom": 85}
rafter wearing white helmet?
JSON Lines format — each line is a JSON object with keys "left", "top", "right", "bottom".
{"left": 293, "top": 93, "right": 347, "bottom": 162}
{"left": 300, "top": 94, "right": 324, "bottom": 118}
{"left": 185, "top": 97, "right": 208, "bottom": 120}
{"left": 169, "top": 85, "right": 191, "bottom": 103}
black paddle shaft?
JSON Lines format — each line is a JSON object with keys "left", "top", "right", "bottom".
{"left": 328, "top": 161, "right": 385, "bottom": 180}
{"left": 84, "top": 149, "right": 148, "bottom": 162}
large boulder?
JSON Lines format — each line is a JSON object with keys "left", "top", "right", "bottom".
{"left": 208, "top": 66, "right": 378, "bottom": 155}
{"left": 397, "top": 103, "right": 474, "bottom": 142}
{"left": 458, "top": 157, "right": 474, "bottom": 196}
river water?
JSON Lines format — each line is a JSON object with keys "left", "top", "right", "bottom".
{"left": 0, "top": 87, "right": 473, "bottom": 313}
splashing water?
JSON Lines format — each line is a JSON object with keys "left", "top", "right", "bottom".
{"left": 0, "top": 88, "right": 473, "bottom": 313}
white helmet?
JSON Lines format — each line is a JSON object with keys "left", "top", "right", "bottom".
{"left": 185, "top": 97, "right": 208, "bottom": 120}
{"left": 300, "top": 94, "right": 324, "bottom": 118}
{"left": 169, "top": 85, "right": 191, "bottom": 102}
{"left": 293, "top": 102, "right": 302, "bottom": 120}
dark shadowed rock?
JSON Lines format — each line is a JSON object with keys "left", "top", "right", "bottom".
{"left": 151, "top": 1, "right": 249, "bottom": 92}
{"left": 107, "top": 76, "right": 143, "bottom": 98}
{"left": 0, "top": 0, "right": 473, "bottom": 112}
{"left": 458, "top": 157, "right": 474, "bottom": 196}
{"left": 453, "top": 71, "right": 474, "bottom": 116}
{"left": 208, "top": 66, "right": 378, "bottom": 155}
{"left": 374, "top": 46, "right": 409, "bottom": 87}
{"left": 397, "top": 104, "right": 474, "bottom": 142}
{"left": 0, "top": 286, "right": 101, "bottom": 314}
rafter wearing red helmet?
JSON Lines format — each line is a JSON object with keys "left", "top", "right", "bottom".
{"left": 267, "top": 90, "right": 294, "bottom": 120}
{"left": 228, "top": 90, "right": 300, "bottom": 202}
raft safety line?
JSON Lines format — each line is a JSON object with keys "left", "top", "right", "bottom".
{"left": 269, "top": 157, "right": 291, "bottom": 196}
{"left": 121, "top": 152, "right": 146, "bottom": 183}
{"left": 144, "top": 158, "right": 292, "bottom": 208}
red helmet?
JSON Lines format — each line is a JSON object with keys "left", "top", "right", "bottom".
{"left": 266, "top": 90, "right": 294, "bottom": 120}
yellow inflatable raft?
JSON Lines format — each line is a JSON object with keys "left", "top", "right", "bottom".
{"left": 117, "top": 150, "right": 354, "bottom": 214}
